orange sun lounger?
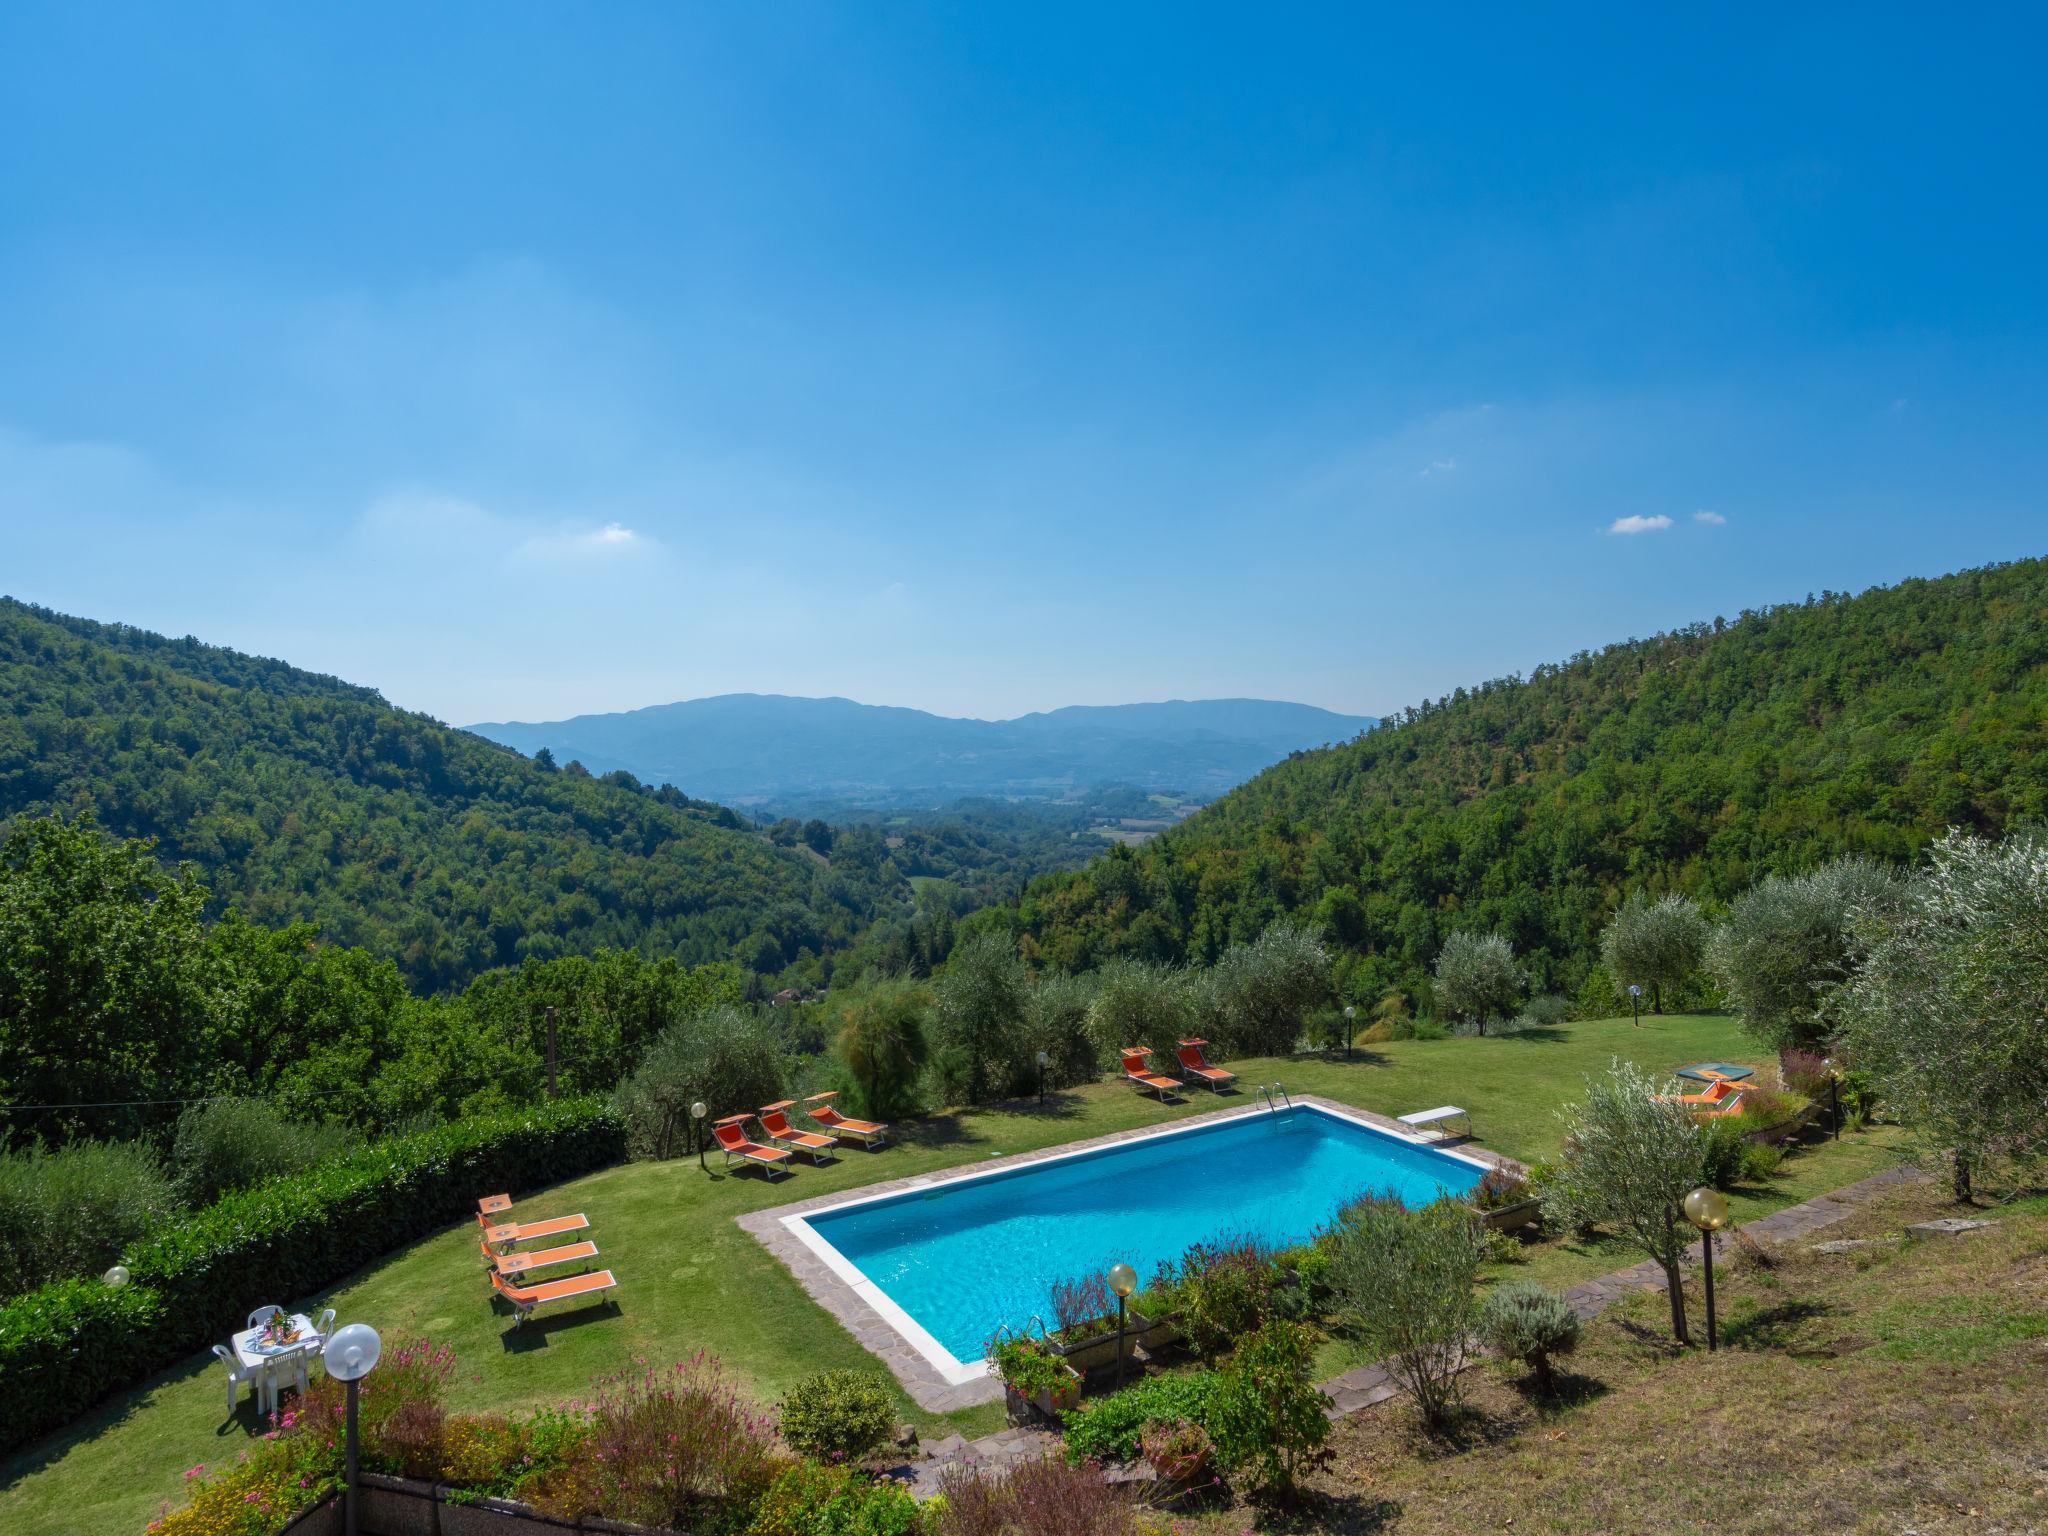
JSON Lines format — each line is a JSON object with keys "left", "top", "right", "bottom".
{"left": 759, "top": 1101, "right": 837, "bottom": 1163}
{"left": 490, "top": 1265, "right": 618, "bottom": 1325}
{"left": 1121, "top": 1048, "right": 1183, "bottom": 1101}
{"left": 802, "top": 1092, "right": 889, "bottom": 1148}
{"left": 713, "top": 1115, "right": 795, "bottom": 1178}
{"left": 480, "top": 1237, "right": 599, "bottom": 1277}
{"left": 477, "top": 1192, "right": 513, "bottom": 1218}
{"left": 480, "top": 1212, "right": 591, "bottom": 1252}
{"left": 1655, "top": 1077, "right": 1745, "bottom": 1110}
{"left": 1174, "top": 1038, "right": 1237, "bottom": 1093}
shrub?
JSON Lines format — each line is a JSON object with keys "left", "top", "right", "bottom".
{"left": 1478, "top": 1227, "right": 1526, "bottom": 1265}
{"left": 985, "top": 1337, "right": 1072, "bottom": 1399}
{"left": 932, "top": 1456, "right": 1142, "bottom": 1536}
{"left": 1742, "top": 1142, "right": 1786, "bottom": 1181}
{"left": 170, "top": 1098, "right": 347, "bottom": 1206}
{"left": 0, "top": 1096, "right": 623, "bottom": 1456}
{"left": 1478, "top": 1282, "right": 1581, "bottom": 1393}
{"left": 749, "top": 1462, "right": 924, "bottom": 1536}
{"left": 1061, "top": 1371, "right": 1220, "bottom": 1463}
{"left": 1206, "top": 1319, "right": 1331, "bottom": 1494}
{"left": 1327, "top": 1194, "right": 1485, "bottom": 1430}
{"left": 1519, "top": 992, "right": 1573, "bottom": 1029}
{"left": 532, "top": 1353, "right": 783, "bottom": 1529}
{"left": 1166, "top": 1230, "right": 1278, "bottom": 1349}
{"left": 778, "top": 1369, "right": 898, "bottom": 1464}
{"left": 0, "top": 1137, "right": 180, "bottom": 1298}
{"left": 295, "top": 1337, "right": 458, "bottom": 1480}
{"left": 1698, "top": 1120, "right": 1749, "bottom": 1191}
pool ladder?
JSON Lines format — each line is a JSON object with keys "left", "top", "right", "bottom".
{"left": 1255, "top": 1082, "right": 1298, "bottom": 1124}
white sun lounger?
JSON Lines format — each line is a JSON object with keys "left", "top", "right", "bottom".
{"left": 1398, "top": 1105, "right": 1473, "bottom": 1141}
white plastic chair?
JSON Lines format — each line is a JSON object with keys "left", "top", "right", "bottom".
{"left": 276, "top": 1341, "right": 316, "bottom": 1402}
{"left": 212, "top": 1344, "right": 257, "bottom": 1413}
{"left": 313, "top": 1308, "right": 337, "bottom": 1341}
{"left": 246, "top": 1304, "right": 282, "bottom": 1330}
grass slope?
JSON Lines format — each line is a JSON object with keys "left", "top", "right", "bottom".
{"left": 1, "top": 1014, "right": 1901, "bottom": 1536}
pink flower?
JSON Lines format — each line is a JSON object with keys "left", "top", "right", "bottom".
{"left": 184, "top": 1465, "right": 205, "bottom": 1480}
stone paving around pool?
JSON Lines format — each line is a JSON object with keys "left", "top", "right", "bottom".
{"left": 735, "top": 1093, "right": 1525, "bottom": 1412}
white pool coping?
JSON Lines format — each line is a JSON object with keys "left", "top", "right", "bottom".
{"left": 775, "top": 1097, "right": 1501, "bottom": 1387}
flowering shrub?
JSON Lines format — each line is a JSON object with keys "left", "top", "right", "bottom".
{"left": 777, "top": 1369, "right": 898, "bottom": 1464}
{"left": 1161, "top": 1230, "right": 1278, "bottom": 1349}
{"left": 1048, "top": 1270, "right": 1116, "bottom": 1340}
{"left": 931, "top": 1457, "right": 1144, "bottom": 1536}
{"left": 529, "top": 1353, "right": 783, "bottom": 1529}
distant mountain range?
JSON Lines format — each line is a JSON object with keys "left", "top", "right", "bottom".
{"left": 464, "top": 695, "right": 1378, "bottom": 808}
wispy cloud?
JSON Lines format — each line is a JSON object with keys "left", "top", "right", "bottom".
{"left": 1606, "top": 513, "right": 1673, "bottom": 535}
{"left": 1412, "top": 456, "right": 1458, "bottom": 480}
{"left": 1693, "top": 509, "right": 1726, "bottom": 525}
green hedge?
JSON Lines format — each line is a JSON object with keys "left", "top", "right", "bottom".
{"left": 0, "top": 1097, "right": 623, "bottom": 1456}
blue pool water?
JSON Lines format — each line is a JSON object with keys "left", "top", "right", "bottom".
{"left": 802, "top": 1106, "right": 1483, "bottom": 1362}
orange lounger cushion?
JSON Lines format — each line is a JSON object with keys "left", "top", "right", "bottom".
{"left": 483, "top": 1213, "right": 591, "bottom": 1248}
{"left": 1175, "top": 1039, "right": 1236, "bottom": 1087}
{"left": 713, "top": 1116, "right": 795, "bottom": 1176}
{"left": 477, "top": 1192, "right": 513, "bottom": 1217}
{"left": 491, "top": 1266, "right": 617, "bottom": 1323}
{"left": 1120, "top": 1049, "right": 1183, "bottom": 1098}
{"left": 494, "top": 1240, "right": 598, "bottom": 1277}
{"left": 802, "top": 1093, "right": 888, "bottom": 1143}
{"left": 759, "top": 1103, "right": 837, "bottom": 1161}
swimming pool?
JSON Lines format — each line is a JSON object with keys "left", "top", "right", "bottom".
{"left": 785, "top": 1102, "right": 1488, "bottom": 1381}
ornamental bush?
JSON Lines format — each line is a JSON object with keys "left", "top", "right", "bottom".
{"left": 1326, "top": 1193, "right": 1485, "bottom": 1430}
{"left": 0, "top": 1136, "right": 181, "bottom": 1297}
{"left": 1206, "top": 1319, "right": 1332, "bottom": 1494}
{"left": 777, "top": 1369, "right": 899, "bottom": 1464}
{"left": 1060, "top": 1371, "right": 1220, "bottom": 1464}
{"left": 1478, "top": 1282, "right": 1581, "bottom": 1394}
{"left": 0, "top": 1096, "right": 623, "bottom": 1456}
{"left": 932, "top": 1456, "right": 1143, "bottom": 1536}
{"left": 170, "top": 1098, "right": 348, "bottom": 1207}
{"left": 749, "top": 1462, "right": 925, "bottom": 1536}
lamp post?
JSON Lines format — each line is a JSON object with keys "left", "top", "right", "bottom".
{"left": 1035, "top": 1050, "right": 1050, "bottom": 1106}
{"left": 1627, "top": 983, "right": 1642, "bottom": 1027}
{"left": 1682, "top": 1187, "right": 1730, "bottom": 1352}
{"left": 1107, "top": 1263, "right": 1136, "bottom": 1389}
{"left": 1823, "top": 1057, "right": 1840, "bottom": 1139}
{"left": 1342, "top": 1005, "right": 1356, "bottom": 1061}
{"left": 323, "top": 1323, "right": 382, "bottom": 1536}
{"left": 102, "top": 1264, "right": 130, "bottom": 1289}
{"left": 690, "top": 1101, "right": 709, "bottom": 1171}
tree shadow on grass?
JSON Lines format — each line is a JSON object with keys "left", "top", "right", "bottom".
{"left": 1507, "top": 1367, "right": 1610, "bottom": 1413}
{"left": 968, "top": 1089, "right": 1094, "bottom": 1125}
{"left": 1240, "top": 1490, "right": 1403, "bottom": 1534}
{"left": 892, "top": 1112, "right": 986, "bottom": 1152}
{"left": 1720, "top": 1298, "right": 1834, "bottom": 1352}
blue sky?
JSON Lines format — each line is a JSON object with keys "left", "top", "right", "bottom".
{"left": 2, "top": 5, "right": 2043, "bottom": 725}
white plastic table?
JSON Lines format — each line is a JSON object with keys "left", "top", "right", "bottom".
{"left": 232, "top": 1313, "right": 318, "bottom": 1416}
{"left": 1397, "top": 1106, "right": 1473, "bottom": 1141}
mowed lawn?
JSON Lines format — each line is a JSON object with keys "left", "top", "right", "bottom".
{"left": 1, "top": 1013, "right": 1902, "bottom": 1536}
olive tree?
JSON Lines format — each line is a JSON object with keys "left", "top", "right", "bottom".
{"left": 1600, "top": 891, "right": 1708, "bottom": 1014}
{"left": 1705, "top": 858, "right": 1897, "bottom": 1051}
{"left": 1542, "top": 1061, "right": 1706, "bottom": 1343}
{"left": 1433, "top": 931, "right": 1525, "bottom": 1036}
{"left": 932, "top": 932, "right": 1029, "bottom": 1102}
{"left": 1085, "top": 957, "right": 1196, "bottom": 1065}
{"left": 1327, "top": 1193, "right": 1485, "bottom": 1429}
{"left": 613, "top": 1004, "right": 785, "bottom": 1160}
{"left": 1206, "top": 924, "right": 1332, "bottom": 1055}
{"left": 1832, "top": 828, "right": 2048, "bottom": 1201}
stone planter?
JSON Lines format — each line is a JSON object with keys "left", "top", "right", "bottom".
{"left": 1147, "top": 1444, "right": 1213, "bottom": 1484}
{"left": 1479, "top": 1197, "right": 1544, "bottom": 1232}
{"left": 1033, "top": 1361, "right": 1083, "bottom": 1417}
{"left": 1134, "top": 1310, "right": 1181, "bottom": 1352}
{"left": 1047, "top": 1322, "right": 1138, "bottom": 1374}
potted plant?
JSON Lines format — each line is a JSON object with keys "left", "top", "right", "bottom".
{"left": 988, "top": 1337, "right": 1082, "bottom": 1419}
{"left": 1044, "top": 1273, "right": 1139, "bottom": 1374}
{"left": 1470, "top": 1166, "right": 1543, "bottom": 1232}
{"left": 1131, "top": 1274, "right": 1183, "bottom": 1351}
{"left": 1140, "top": 1417, "right": 1213, "bottom": 1484}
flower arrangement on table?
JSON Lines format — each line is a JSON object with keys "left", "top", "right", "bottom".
{"left": 256, "top": 1315, "right": 302, "bottom": 1350}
